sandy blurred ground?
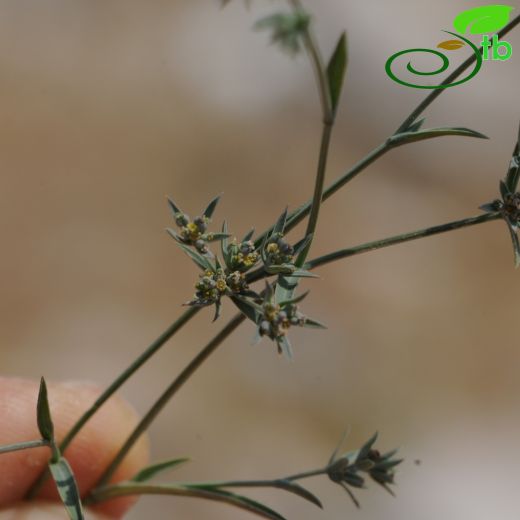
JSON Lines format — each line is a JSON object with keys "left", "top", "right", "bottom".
{"left": 0, "top": 0, "right": 519, "bottom": 518}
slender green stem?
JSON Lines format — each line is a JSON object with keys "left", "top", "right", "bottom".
{"left": 296, "top": 122, "right": 334, "bottom": 265}
{"left": 288, "top": 0, "right": 335, "bottom": 264}
{"left": 305, "top": 212, "right": 501, "bottom": 270}
{"left": 396, "top": 14, "right": 520, "bottom": 134}
{"left": 0, "top": 439, "right": 48, "bottom": 455}
{"left": 93, "top": 312, "right": 246, "bottom": 489}
{"left": 26, "top": 306, "right": 200, "bottom": 498}
{"left": 178, "top": 468, "right": 328, "bottom": 489}
{"left": 283, "top": 467, "right": 328, "bottom": 481}
{"left": 289, "top": 0, "right": 332, "bottom": 122}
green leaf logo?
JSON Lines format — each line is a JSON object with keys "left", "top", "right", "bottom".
{"left": 453, "top": 5, "right": 514, "bottom": 34}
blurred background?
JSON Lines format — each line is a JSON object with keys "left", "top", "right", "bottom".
{"left": 0, "top": 0, "right": 519, "bottom": 518}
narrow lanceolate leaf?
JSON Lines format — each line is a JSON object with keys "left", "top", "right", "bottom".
{"left": 303, "top": 317, "right": 327, "bottom": 329}
{"left": 36, "top": 377, "right": 54, "bottom": 443}
{"left": 166, "top": 228, "right": 182, "bottom": 243}
{"left": 505, "top": 219, "right": 520, "bottom": 268}
{"left": 373, "top": 457, "right": 403, "bottom": 471}
{"left": 291, "top": 269, "right": 319, "bottom": 278}
{"left": 221, "top": 221, "right": 232, "bottom": 269}
{"left": 500, "top": 179, "right": 511, "bottom": 200}
{"left": 389, "top": 127, "right": 488, "bottom": 147}
{"left": 276, "top": 334, "right": 293, "bottom": 360}
{"left": 404, "top": 117, "right": 426, "bottom": 133}
{"left": 131, "top": 458, "right": 190, "bottom": 483}
{"left": 176, "top": 242, "right": 215, "bottom": 272}
{"left": 278, "top": 290, "right": 310, "bottom": 308}
{"left": 293, "top": 234, "right": 313, "bottom": 259}
{"left": 479, "top": 201, "right": 501, "bottom": 213}
{"left": 167, "top": 197, "right": 183, "bottom": 217}
{"left": 194, "top": 488, "right": 287, "bottom": 520}
{"left": 326, "top": 32, "right": 347, "bottom": 115}
{"left": 242, "top": 228, "right": 255, "bottom": 242}
{"left": 203, "top": 194, "right": 221, "bottom": 219}
{"left": 49, "top": 458, "right": 85, "bottom": 520}
{"left": 505, "top": 154, "right": 520, "bottom": 194}
{"left": 270, "top": 480, "right": 322, "bottom": 508}
{"left": 339, "top": 481, "right": 361, "bottom": 508}
{"left": 219, "top": 479, "right": 322, "bottom": 508}
{"left": 94, "top": 482, "right": 288, "bottom": 520}
{"left": 273, "top": 207, "right": 288, "bottom": 235}
{"left": 213, "top": 300, "right": 222, "bottom": 322}
{"left": 355, "top": 432, "right": 379, "bottom": 463}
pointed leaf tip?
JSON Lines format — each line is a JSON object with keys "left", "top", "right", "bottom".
{"left": 274, "top": 480, "right": 323, "bottom": 509}
{"left": 273, "top": 207, "right": 289, "bottom": 235}
{"left": 177, "top": 243, "right": 215, "bottom": 272}
{"left": 355, "top": 431, "right": 379, "bottom": 463}
{"left": 203, "top": 194, "right": 222, "bottom": 219}
{"left": 405, "top": 117, "right": 426, "bottom": 133}
{"left": 390, "top": 126, "right": 488, "bottom": 147}
{"left": 167, "top": 197, "right": 183, "bottom": 216}
{"left": 37, "top": 377, "right": 54, "bottom": 443}
{"left": 326, "top": 31, "right": 347, "bottom": 114}
{"left": 506, "top": 220, "right": 520, "bottom": 268}
{"left": 131, "top": 458, "right": 190, "bottom": 483}
{"left": 277, "top": 335, "right": 294, "bottom": 360}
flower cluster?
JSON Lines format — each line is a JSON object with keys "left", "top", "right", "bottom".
{"left": 254, "top": 9, "right": 311, "bottom": 56}
{"left": 326, "top": 432, "right": 402, "bottom": 507}
{"left": 502, "top": 191, "right": 520, "bottom": 224}
{"left": 264, "top": 233, "right": 294, "bottom": 266}
{"left": 480, "top": 138, "right": 520, "bottom": 266}
{"left": 242, "top": 282, "right": 325, "bottom": 359}
{"left": 259, "top": 208, "right": 314, "bottom": 276}
{"left": 258, "top": 301, "right": 305, "bottom": 340}
{"left": 168, "top": 197, "right": 324, "bottom": 355}
{"left": 186, "top": 266, "right": 251, "bottom": 321}
{"left": 226, "top": 238, "right": 260, "bottom": 271}
{"left": 167, "top": 195, "right": 228, "bottom": 256}
{"left": 188, "top": 269, "right": 247, "bottom": 306}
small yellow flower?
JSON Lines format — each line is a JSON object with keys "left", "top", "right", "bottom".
{"left": 266, "top": 243, "right": 279, "bottom": 254}
{"left": 243, "top": 253, "right": 258, "bottom": 267}
{"left": 216, "top": 279, "right": 227, "bottom": 292}
{"left": 186, "top": 222, "right": 200, "bottom": 238}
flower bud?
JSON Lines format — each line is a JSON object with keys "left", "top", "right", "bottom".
{"left": 175, "top": 213, "right": 189, "bottom": 227}
{"left": 259, "top": 320, "right": 271, "bottom": 336}
{"left": 194, "top": 216, "right": 207, "bottom": 232}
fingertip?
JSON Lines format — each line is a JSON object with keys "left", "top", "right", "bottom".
{"left": 0, "top": 501, "right": 112, "bottom": 519}
{"left": 0, "top": 377, "right": 149, "bottom": 517}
